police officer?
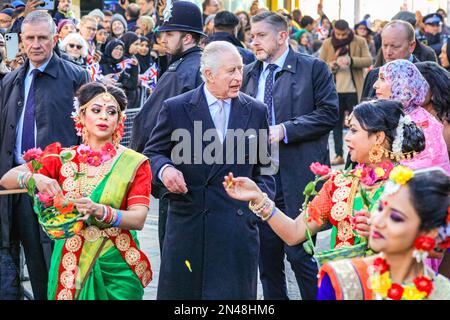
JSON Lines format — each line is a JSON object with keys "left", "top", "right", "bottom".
{"left": 130, "top": 1, "right": 205, "bottom": 253}
{"left": 417, "top": 13, "right": 449, "bottom": 59}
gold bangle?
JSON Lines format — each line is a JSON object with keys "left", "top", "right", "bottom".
{"left": 249, "top": 193, "right": 268, "bottom": 213}
{"left": 261, "top": 200, "right": 275, "bottom": 221}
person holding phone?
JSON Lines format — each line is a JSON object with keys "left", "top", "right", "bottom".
{"left": 0, "top": 33, "right": 11, "bottom": 80}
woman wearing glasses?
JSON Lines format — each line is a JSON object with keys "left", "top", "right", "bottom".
{"left": 59, "top": 33, "right": 89, "bottom": 67}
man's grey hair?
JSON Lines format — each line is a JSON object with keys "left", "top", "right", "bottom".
{"left": 200, "top": 41, "right": 242, "bottom": 82}
{"left": 382, "top": 20, "right": 416, "bottom": 42}
{"left": 251, "top": 11, "right": 289, "bottom": 33}
{"left": 21, "top": 11, "right": 57, "bottom": 35}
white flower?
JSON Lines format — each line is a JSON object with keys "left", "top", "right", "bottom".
{"left": 73, "top": 97, "right": 80, "bottom": 114}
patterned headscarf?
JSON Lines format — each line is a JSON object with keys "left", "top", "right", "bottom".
{"left": 379, "top": 59, "right": 430, "bottom": 114}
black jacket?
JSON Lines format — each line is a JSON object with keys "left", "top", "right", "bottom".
{"left": 0, "top": 54, "right": 89, "bottom": 246}
{"left": 242, "top": 49, "right": 339, "bottom": 218}
{"left": 207, "top": 32, "right": 256, "bottom": 65}
{"left": 130, "top": 46, "right": 204, "bottom": 153}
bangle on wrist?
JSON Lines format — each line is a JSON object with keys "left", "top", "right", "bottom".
{"left": 112, "top": 210, "right": 122, "bottom": 227}
{"left": 262, "top": 205, "right": 277, "bottom": 222}
{"left": 17, "top": 172, "right": 24, "bottom": 188}
{"left": 249, "top": 193, "right": 267, "bottom": 213}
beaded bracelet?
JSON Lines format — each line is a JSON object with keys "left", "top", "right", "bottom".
{"left": 255, "top": 199, "right": 273, "bottom": 217}
{"left": 260, "top": 199, "right": 275, "bottom": 220}
{"left": 249, "top": 193, "right": 268, "bottom": 214}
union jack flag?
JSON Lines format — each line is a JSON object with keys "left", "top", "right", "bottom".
{"left": 87, "top": 63, "right": 104, "bottom": 82}
{"left": 116, "top": 58, "right": 133, "bottom": 71}
{"left": 139, "top": 63, "right": 158, "bottom": 89}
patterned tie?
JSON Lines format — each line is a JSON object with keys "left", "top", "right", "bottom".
{"left": 213, "top": 99, "right": 226, "bottom": 143}
{"left": 264, "top": 64, "right": 278, "bottom": 126}
{"left": 21, "top": 69, "right": 40, "bottom": 153}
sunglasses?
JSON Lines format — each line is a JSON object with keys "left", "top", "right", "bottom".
{"left": 68, "top": 43, "right": 83, "bottom": 50}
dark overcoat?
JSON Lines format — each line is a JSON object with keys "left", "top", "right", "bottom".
{"left": 241, "top": 49, "right": 339, "bottom": 219}
{"left": 144, "top": 85, "right": 275, "bottom": 299}
{"left": 0, "top": 54, "right": 89, "bottom": 246}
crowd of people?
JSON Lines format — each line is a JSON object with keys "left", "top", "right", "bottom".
{"left": 0, "top": 0, "right": 449, "bottom": 301}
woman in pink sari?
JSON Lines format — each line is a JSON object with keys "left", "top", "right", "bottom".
{"left": 374, "top": 59, "right": 450, "bottom": 175}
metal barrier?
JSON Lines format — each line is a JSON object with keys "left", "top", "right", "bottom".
{"left": 121, "top": 107, "right": 141, "bottom": 148}
{"left": 120, "top": 85, "right": 151, "bottom": 148}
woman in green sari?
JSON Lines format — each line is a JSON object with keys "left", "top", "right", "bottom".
{"left": 223, "top": 100, "right": 426, "bottom": 262}
{"left": 0, "top": 82, "right": 152, "bottom": 300}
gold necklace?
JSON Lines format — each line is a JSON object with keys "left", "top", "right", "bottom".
{"left": 78, "top": 161, "right": 112, "bottom": 197}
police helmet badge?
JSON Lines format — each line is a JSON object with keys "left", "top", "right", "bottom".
{"left": 163, "top": 0, "right": 173, "bottom": 22}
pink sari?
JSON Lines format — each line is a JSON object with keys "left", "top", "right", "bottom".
{"left": 381, "top": 60, "right": 450, "bottom": 175}
{"left": 401, "top": 107, "right": 450, "bottom": 174}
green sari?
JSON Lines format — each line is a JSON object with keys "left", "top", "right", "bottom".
{"left": 47, "top": 149, "right": 150, "bottom": 300}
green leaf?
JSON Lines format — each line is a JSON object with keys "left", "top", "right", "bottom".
{"left": 27, "top": 177, "right": 36, "bottom": 197}
{"left": 31, "top": 160, "right": 42, "bottom": 172}
{"left": 303, "top": 240, "right": 314, "bottom": 255}
{"left": 59, "top": 152, "right": 73, "bottom": 164}
{"left": 73, "top": 171, "right": 85, "bottom": 182}
{"left": 303, "top": 181, "right": 316, "bottom": 196}
{"left": 359, "top": 185, "right": 374, "bottom": 208}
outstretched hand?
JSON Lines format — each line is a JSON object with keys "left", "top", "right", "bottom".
{"left": 222, "top": 172, "right": 263, "bottom": 203}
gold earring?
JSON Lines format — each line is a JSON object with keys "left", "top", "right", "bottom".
{"left": 82, "top": 126, "right": 89, "bottom": 145}
{"left": 369, "top": 143, "right": 384, "bottom": 164}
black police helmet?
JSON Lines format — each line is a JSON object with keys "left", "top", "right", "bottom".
{"left": 158, "top": 1, "right": 206, "bottom": 37}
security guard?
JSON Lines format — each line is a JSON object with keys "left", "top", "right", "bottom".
{"left": 417, "top": 13, "right": 449, "bottom": 58}
{"left": 130, "top": 1, "right": 205, "bottom": 253}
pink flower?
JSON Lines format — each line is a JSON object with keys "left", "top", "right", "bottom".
{"left": 100, "top": 142, "right": 116, "bottom": 162}
{"left": 101, "top": 142, "right": 116, "bottom": 156}
{"left": 360, "top": 167, "right": 378, "bottom": 186}
{"left": 309, "top": 162, "right": 331, "bottom": 176}
{"left": 22, "top": 148, "right": 43, "bottom": 162}
{"left": 36, "top": 192, "right": 53, "bottom": 208}
{"left": 77, "top": 145, "right": 90, "bottom": 163}
{"left": 87, "top": 151, "right": 103, "bottom": 166}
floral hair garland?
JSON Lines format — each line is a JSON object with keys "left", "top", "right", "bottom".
{"left": 392, "top": 115, "right": 412, "bottom": 155}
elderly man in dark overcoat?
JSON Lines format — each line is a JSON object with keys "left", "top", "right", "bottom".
{"left": 144, "top": 41, "right": 275, "bottom": 299}
{"left": 241, "top": 12, "right": 339, "bottom": 300}
{"left": 0, "top": 11, "right": 89, "bottom": 299}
